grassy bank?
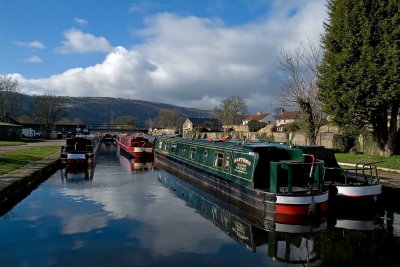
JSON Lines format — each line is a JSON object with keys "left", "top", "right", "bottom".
{"left": 0, "top": 141, "right": 26, "bottom": 146}
{"left": 0, "top": 146, "right": 60, "bottom": 175}
{"left": 335, "top": 153, "right": 400, "bottom": 170}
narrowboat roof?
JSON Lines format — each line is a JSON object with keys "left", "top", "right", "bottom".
{"left": 159, "top": 136, "right": 297, "bottom": 152}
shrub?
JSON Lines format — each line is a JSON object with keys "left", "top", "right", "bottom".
{"left": 333, "top": 134, "right": 356, "bottom": 153}
{"left": 247, "top": 120, "right": 267, "bottom": 132}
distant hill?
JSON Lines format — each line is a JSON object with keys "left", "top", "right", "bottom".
{"left": 15, "top": 95, "right": 213, "bottom": 127}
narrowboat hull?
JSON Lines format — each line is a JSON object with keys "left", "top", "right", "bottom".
{"left": 155, "top": 151, "right": 329, "bottom": 216}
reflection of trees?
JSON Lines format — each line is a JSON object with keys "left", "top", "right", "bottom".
{"left": 318, "top": 217, "right": 400, "bottom": 266}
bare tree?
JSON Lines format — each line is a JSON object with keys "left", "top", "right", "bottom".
{"left": 214, "top": 96, "right": 248, "bottom": 126}
{"left": 278, "top": 39, "right": 325, "bottom": 145}
{"left": 113, "top": 115, "right": 137, "bottom": 128}
{"left": 145, "top": 118, "right": 156, "bottom": 129}
{"left": 157, "top": 109, "right": 181, "bottom": 129}
{"left": 32, "top": 92, "right": 66, "bottom": 137}
{"left": 0, "top": 74, "right": 21, "bottom": 121}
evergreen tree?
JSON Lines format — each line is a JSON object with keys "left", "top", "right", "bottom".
{"left": 318, "top": 0, "right": 400, "bottom": 156}
{"left": 247, "top": 120, "right": 267, "bottom": 132}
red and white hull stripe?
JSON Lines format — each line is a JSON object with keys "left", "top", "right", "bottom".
{"left": 274, "top": 192, "right": 329, "bottom": 215}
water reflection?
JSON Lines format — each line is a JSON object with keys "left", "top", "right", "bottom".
{"left": 61, "top": 166, "right": 95, "bottom": 181}
{"left": 157, "top": 171, "right": 327, "bottom": 265}
{"left": 118, "top": 150, "right": 154, "bottom": 172}
{"left": 0, "top": 144, "right": 399, "bottom": 266}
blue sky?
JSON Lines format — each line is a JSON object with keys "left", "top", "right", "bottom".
{"left": 0, "top": 0, "right": 328, "bottom": 112}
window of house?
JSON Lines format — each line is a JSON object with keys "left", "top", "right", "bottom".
{"left": 190, "top": 147, "right": 196, "bottom": 160}
{"left": 214, "top": 152, "right": 224, "bottom": 168}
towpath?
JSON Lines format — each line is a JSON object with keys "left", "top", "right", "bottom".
{"left": 0, "top": 139, "right": 65, "bottom": 152}
{"left": 0, "top": 139, "right": 64, "bottom": 213}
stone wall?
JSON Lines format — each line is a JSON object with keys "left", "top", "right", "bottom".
{"left": 185, "top": 127, "right": 339, "bottom": 149}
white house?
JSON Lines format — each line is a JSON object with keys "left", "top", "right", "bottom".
{"left": 182, "top": 117, "right": 221, "bottom": 135}
{"left": 242, "top": 111, "right": 270, "bottom": 125}
{"left": 275, "top": 111, "right": 301, "bottom": 132}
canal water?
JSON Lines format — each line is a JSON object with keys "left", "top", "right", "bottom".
{"left": 0, "top": 143, "right": 399, "bottom": 266}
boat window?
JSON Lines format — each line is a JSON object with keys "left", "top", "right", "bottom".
{"left": 214, "top": 152, "right": 224, "bottom": 168}
{"left": 190, "top": 147, "right": 196, "bottom": 160}
{"left": 171, "top": 144, "right": 177, "bottom": 153}
{"left": 164, "top": 143, "right": 168, "bottom": 150}
{"left": 158, "top": 141, "right": 163, "bottom": 149}
{"left": 203, "top": 150, "right": 208, "bottom": 162}
{"left": 182, "top": 146, "right": 186, "bottom": 156}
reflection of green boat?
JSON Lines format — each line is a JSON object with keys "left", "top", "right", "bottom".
{"left": 154, "top": 136, "right": 329, "bottom": 216}
{"left": 157, "top": 171, "right": 326, "bottom": 264}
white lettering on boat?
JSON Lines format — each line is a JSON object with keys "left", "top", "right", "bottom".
{"left": 233, "top": 157, "right": 251, "bottom": 166}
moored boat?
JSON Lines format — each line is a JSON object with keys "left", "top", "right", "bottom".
{"left": 101, "top": 133, "right": 116, "bottom": 145}
{"left": 299, "top": 146, "right": 382, "bottom": 205}
{"left": 117, "top": 134, "right": 153, "bottom": 157}
{"left": 154, "top": 136, "right": 329, "bottom": 217}
{"left": 60, "top": 134, "right": 100, "bottom": 166}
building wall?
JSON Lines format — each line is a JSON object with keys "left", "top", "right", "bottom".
{"left": 0, "top": 124, "right": 22, "bottom": 140}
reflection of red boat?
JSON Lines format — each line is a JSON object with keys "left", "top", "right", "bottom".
{"left": 118, "top": 151, "right": 154, "bottom": 172}
{"left": 131, "top": 157, "right": 154, "bottom": 171}
{"left": 117, "top": 135, "right": 153, "bottom": 157}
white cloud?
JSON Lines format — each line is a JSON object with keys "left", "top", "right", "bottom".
{"left": 55, "top": 28, "right": 113, "bottom": 54}
{"left": 128, "top": 0, "right": 162, "bottom": 14}
{"left": 17, "top": 0, "right": 327, "bottom": 112}
{"left": 24, "top": 56, "right": 43, "bottom": 63}
{"left": 14, "top": 40, "right": 45, "bottom": 49}
{"left": 73, "top": 17, "right": 88, "bottom": 25}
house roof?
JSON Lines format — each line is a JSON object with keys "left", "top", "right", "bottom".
{"left": 276, "top": 111, "right": 301, "bottom": 120}
{"left": 243, "top": 112, "right": 269, "bottom": 121}
{"left": 186, "top": 118, "right": 220, "bottom": 125}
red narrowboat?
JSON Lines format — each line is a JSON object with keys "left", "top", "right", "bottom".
{"left": 117, "top": 135, "right": 153, "bottom": 157}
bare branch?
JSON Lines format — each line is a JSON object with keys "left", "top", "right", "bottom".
{"left": 278, "top": 38, "right": 325, "bottom": 144}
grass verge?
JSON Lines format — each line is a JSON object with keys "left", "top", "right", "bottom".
{"left": 0, "top": 141, "right": 26, "bottom": 146}
{"left": 335, "top": 153, "right": 400, "bottom": 170}
{"left": 0, "top": 146, "right": 60, "bottom": 175}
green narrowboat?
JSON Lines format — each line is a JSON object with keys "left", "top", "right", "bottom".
{"left": 154, "top": 136, "right": 329, "bottom": 216}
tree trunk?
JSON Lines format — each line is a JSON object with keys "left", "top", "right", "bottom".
{"left": 382, "top": 102, "right": 399, "bottom": 156}
{"left": 374, "top": 102, "right": 399, "bottom": 157}
{"left": 298, "top": 99, "right": 317, "bottom": 145}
